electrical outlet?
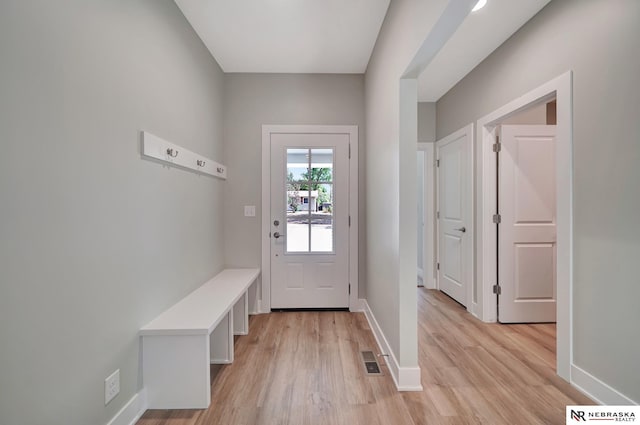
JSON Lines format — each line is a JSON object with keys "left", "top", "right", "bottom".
{"left": 104, "top": 369, "right": 120, "bottom": 405}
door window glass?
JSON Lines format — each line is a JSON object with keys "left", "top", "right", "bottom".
{"left": 285, "top": 148, "right": 334, "bottom": 253}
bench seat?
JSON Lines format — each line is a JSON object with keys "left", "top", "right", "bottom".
{"left": 140, "top": 268, "right": 260, "bottom": 409}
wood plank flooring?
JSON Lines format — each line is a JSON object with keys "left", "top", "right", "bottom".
{"left": 137, "top": 289, "right": 592, "bottom": 425}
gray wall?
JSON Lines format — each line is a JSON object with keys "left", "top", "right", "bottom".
{"left": 0, "top": 1, "right": 226, "bottom": 424}
{"left": 501, "top": 102, "right": 546, "bottom": 125}
{"left": 437, "top": 0, "right": 640, "bottom": 402}
{"left": 223, "top": 74, "right": 366, "bottom": 297}
{"left": 418, "top": 102, "right": 436, "bottom": 143}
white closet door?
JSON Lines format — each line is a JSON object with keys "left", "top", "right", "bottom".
{"left": 499, "top": 125, "right": 557, "bottom": 323}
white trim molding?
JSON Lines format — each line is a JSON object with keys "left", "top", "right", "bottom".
{"left": 261, "top": 125, "right": 359, "bottom": 312}
{"left": 362, "top": 300, "right": 423, "bottom": 392}
{"left": 475, "top": 71, "right": 573, "bottom": 381}
{"left": 106, "top": 389, "right": 147, "bottom": 425}
{"left": 571, "top": 364, "right": 638, "bottom": 406}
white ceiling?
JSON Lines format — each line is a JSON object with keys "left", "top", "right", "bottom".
{"left": 174, "top": 0, "right": 390, "bottom": 74}
{"left": 418, "top": 0, "right": 551, "bottom": 101}
{"left": 174, "top": 0, "right": 550, "bottom": 101}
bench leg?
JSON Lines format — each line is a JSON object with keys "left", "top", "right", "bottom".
{"left": 142, "top": 334, "right": 210, "bottom": 409}
{"left": 233, "top": 292, "right": 249, "bottom": 335}
{"left": 210, "top": 310, "right": 234, "bottom": 364}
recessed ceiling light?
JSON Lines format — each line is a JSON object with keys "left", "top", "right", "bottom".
{"left": 472, "top": 0, "right": 487, "bottom": 12}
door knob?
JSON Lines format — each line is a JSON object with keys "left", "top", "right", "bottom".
{"left": 273, "top": 232, "right": 284, "bottom": 239}
{"left": 455, "top": 227, "right": 466, "bottom": 233}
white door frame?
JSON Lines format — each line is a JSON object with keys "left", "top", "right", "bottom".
{"left": 417, "top": 143, "right": 436, "bottom": 289}
{"left": 261, "top": 125, "right": 359, "bottom": 312}
{"left": 476, "top": 71, "right": 573, "bottom": 381}
{"left": 435, "top": 124, "right": 475, "bottom": 312}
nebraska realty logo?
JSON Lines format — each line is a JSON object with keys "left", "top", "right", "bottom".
{"left": 567, "top": 406, "right": 639, "bottom": 423}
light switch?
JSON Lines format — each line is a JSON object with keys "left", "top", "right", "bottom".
{"left": 244, "top": 205, "right": 256, "bottom": 217}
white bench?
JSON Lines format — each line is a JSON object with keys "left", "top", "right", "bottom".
{"left": 140, "top": 268, "right": 260, "bottom": 409}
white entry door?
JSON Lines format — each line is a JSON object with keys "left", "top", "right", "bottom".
{"left": 270, "top": 133, "right": 349, "bottom": 309}
{"left": 498, "top": 125, "right": 557, "bottom": 323}
{"left": 436, "top": 126, "right": 472, "bottom": 307}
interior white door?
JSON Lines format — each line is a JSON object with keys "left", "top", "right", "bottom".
{"left": 270, "top": 133, "right": 349, "bottom": 309}
{"left": 498, "top": 125, "right": 557, "bottom": 323}
{"left": 437, "top": 130, "right": 471, "bottom": 307}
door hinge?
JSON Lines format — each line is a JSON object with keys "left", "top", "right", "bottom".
{"left": 349, "top": 215, "right": 351, "bottom": 227}
{"left": 493, "top": 284, "right": 501, "bottom": 295}
{"left": 436, "top": 159, "right": 440, "bottom": 167}
{"left": 349, "top": 143, "right": 351, "bottom": 159}
{"left": 493, "top": 214, "right": 501, "bottom": 224}
{"left": 493, "top": 142, "right": 501, "bottom": 153}
{"left": 436, "top": 262, "right": 440, "bottom": 271}
{"left": 348, "top": 284, "right": 351, "bottom": 295}
{"left": 436, "top": 211, "right": 440, "bottom": 219}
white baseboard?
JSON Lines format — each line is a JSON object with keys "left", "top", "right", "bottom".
{"left": 397, "top": 366, "right": 423, "bottom": 391}
{"left": 106, "top": 388, "right": 147, "bottom": 425}
{"left": 417, "top": 268, "right": 424, "bottom": 280}
{"left": 355, "top": 298, "right": 367, "bottom": 312}
{"left": 571, "top": 364, "right": 638, "bottom": 405}
{"left": 361, "top": 300, "right": 423, "bottom": 391}
{"left": 210, "top": 359, "right": 233, "bottom": 365}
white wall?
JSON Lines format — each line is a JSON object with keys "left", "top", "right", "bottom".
{"left": 437, "top": 0, "right": 640, "bottom": 403}
{"left": 365, "top": 0, "right": 449, "bottom": 368}
{"left": 223, "top": 74, "right": 366, "bottom": 297}
{"left": 0, "top": 1, "right": 226, "bottom": 424}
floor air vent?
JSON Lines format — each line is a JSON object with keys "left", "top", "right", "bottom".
{"left": 361, "top": 350, "right": 382, "bottom": 375}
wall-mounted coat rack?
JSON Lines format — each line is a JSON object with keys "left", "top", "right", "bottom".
{"left": 141, "top": 131, "right": 227, "bottom": 179}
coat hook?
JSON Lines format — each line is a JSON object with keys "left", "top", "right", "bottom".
{"left": 166, "top": 148, "right": 178, "bottom": 157}
{"left": 197, "top": 160, "right": 206, "bottom": 167}
{"left": 216, "top": 167, "right": 224, "bottom": 173}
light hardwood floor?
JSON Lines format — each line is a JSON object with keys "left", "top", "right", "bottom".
{"left": 137, "top": 288, "right": 592, "bottom": 425}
